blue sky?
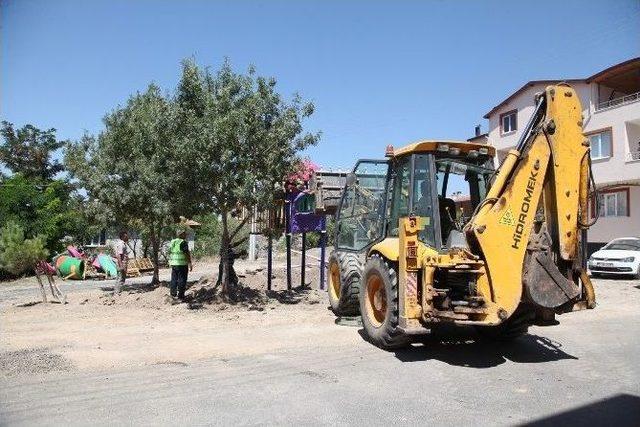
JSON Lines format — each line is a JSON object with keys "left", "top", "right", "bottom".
{"left": 2, "top": 0, "right": 639, "bottom": 169}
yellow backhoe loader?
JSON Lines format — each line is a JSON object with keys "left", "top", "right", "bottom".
{"left": 328, "top": 84, "right": 597, "bottom": 349}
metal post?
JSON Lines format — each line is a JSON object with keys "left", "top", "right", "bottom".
{"left": 267, "top": 233, "right": 273, "bottom": 291}
{"left": 249, "top": 205, "right": 259, "bottom": 261}
{"left": 285, "top": 199, "right": 292, "bottom": 290}
{"left": 319, "top": 228, "right": 327, "bottom": 290}
{"left": 301, "top": 232, "right": 306, "bottom": 287}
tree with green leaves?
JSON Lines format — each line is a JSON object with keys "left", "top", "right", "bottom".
{"left": 0, "top": 123, "right": 92, "bottom": 264}
{"left": 65, "top": 84, "right": 186, "bottom": 283}
{"left": 0, "top": 221, "right": 48, "bottom": 277}
{"left": 66, "top": 59, "right": 318, "bottom": 291}
{"left": 0, "top": 174, "right": 91, "bottom": 253}
{"left": 0, "top": 121, "right": 65, "bottom": 181}
{"left": 176, "top": 59, "right": 319, "bottom": 292}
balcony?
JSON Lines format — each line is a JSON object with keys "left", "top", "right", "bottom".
{"left": 627, "top": 151, "right": 640, "bottom": 162}
{"left": 596, "top": 91, "right": 640, "bottom": 111}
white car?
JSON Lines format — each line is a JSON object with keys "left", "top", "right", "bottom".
{"left": 588, "top": 237, "right": 640, "bottom": 279}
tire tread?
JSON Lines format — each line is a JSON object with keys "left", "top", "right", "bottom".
{"left": 328, "top": 251, "right": 362, "bottom": 316}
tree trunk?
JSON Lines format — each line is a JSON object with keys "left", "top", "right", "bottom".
{"left": 220, "top": 211, "right": 231, "bottom": 294}
{"left": 151, "top": 228, "right": 160, "bottom": 285}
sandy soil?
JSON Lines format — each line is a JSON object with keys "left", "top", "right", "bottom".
{"left": 2, "top": 255, "right": 638, "bottom": 378}
{"left": 0, "top": 256, "right": 360, "bottom": 376}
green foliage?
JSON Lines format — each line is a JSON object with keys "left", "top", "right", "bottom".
{"left": 0, "top": 174, "right": 91, "bottom": 254}
{"left": 0, "top": 222, "right": 48, "bottom": 276}
{"left": 0, "top": 121, "right": 65, "bottom": 181}
{"left": 192, "top": 213, "right": 250, "bottom": 259}
{"left": 192, "top": 213, "right": 222, "bottom": 258}
{"left": 65, "top": 58, "right": 318, "bottom": 287}
{"left": 176, "top": 58, "right": 319, "bottom": 289}
{"left": 176, "top": 59, "right": 320, "bottom": 215}
{"left": 0, "top": 122, "right": 93, "bottom": 263}
{"left": 66, "top": 84, "right": 184, "bottom": 225}
{"left": 65, "top": 84, "right": 186, "bottom": 282}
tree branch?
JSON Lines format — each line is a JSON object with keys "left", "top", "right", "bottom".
{"left": 229, "top": 215, "right": 251, "bottom": 240}
{"left": 230, "top": 236, "right": 248, "bottom": 249}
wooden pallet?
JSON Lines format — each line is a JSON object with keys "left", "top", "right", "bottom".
{"left": 126, "top": 268, "right": 141, "bottom": 277}
{"left": 135, "top": 258, "right": 154, "bottom": 272}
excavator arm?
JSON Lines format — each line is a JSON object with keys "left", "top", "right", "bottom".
{"left": 467, "top": 84, "right": 596, "bottom": 319}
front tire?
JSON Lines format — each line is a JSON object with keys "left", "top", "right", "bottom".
{"left": 359, "top": 254, "right": 409, "bottom": 349}
{"left": 328, "top": 251, "right": 361, "bottom": 316}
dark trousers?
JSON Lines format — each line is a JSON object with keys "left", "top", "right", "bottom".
{"left": 170, "top": 265, "right": 188, "bottom": 298}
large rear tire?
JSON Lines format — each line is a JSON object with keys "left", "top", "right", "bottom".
{"left": 359, "top": 254, "right": 410, "bottom": 349}
{"left": 328, "top": 251, "right": 361, "bottom": 316}
{"left": 475, "top": 305, "right": 534, "bottom": 341}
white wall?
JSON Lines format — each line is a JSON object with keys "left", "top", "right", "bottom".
{"left": 585, "top": 100, "right": 640, "bottom": 184}
{"left": 588, "top": 186, "right": 640, "bottom": 243}
{"left": 488, "top": 82, "right": 592, "bottom": 154}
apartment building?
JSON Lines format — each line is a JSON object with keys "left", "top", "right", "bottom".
{"left": 483, "top": 58, "right": 640, "bottom": 252}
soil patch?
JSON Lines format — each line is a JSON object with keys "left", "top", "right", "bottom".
{"left": 76, "top": 273, "right": 324, "bottom": 312}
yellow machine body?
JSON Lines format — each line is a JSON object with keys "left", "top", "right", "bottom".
{"left": 329, "top": 85, "right": 596, "bottom": 347}
{"left": 374, "top": 85, "right": 593, "bottom": 333}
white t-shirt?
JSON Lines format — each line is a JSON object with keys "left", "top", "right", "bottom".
{"left": 115, "top": 241, "right": 129, "bottom": 269}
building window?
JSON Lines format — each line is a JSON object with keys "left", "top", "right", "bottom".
{"left": 88, "top": 229, "right": 107, "bottom": 246}
{"left": 595, "top": 188, "right": 629, "bottom": 217}
{"left": 588, "top": 129, "right": 612, "bottom": 160}
{"left": 500, "top": 110, "right": 517, "bottom": 134}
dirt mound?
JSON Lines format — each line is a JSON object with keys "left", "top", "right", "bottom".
{"left": 80, "top": 274, "right": 324, "bottom": 312}
{"left": 184, "top": 275, "right": 324, "bottom": 310}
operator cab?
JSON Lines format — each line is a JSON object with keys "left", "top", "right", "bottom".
{"left": 335, "top": 141, "right": 495, "bottom": 253}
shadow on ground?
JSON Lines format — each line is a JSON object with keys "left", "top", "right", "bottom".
{"left": 99, "top": 279, "right": 319, "bottom": 310}
{"left": 521, "top": 393, "right": 640, "bottom": 426}
{"left": 358, "top": 325, "right": 577, "bottom": 368}
{"left": 188, "top": 282, "right": 320, "bottom": 310}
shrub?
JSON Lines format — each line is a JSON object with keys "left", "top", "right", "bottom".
{"left": 0, "top": 221, "right": 49, "bottom": 277}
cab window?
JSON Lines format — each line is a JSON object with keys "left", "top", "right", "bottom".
{"left": 387, "top": 157, "right": 410, "bottom": 237}
{"left": 336, "top": 160, "right": 388, "bottom": 251}
{"left": 411, "top": 154, "right": 436, "bottom": 247}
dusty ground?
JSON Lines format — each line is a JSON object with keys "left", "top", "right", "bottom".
{"left": 1, "top": 261, "right": 639, "bottom": 426}
{"left": 0, "top": 254, "right": 350, "bottom": 374}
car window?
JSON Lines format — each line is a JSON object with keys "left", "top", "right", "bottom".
{"left": 604, "top": 239, "right": 640, "bottom": 251}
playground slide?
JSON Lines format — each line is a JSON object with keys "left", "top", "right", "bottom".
{"left": 98, "top": 254, "right": 118, "bottom": 278}
{"left": 67, "top": 245, "right": 84, "bottom": 258}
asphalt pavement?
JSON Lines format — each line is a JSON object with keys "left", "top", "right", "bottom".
{"left": 1, "top": 279, "right": 639, "bottom": 426}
